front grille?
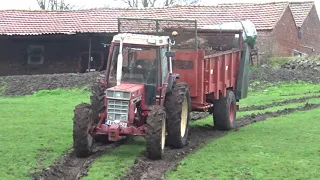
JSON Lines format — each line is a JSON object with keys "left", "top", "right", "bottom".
{"left": 107, "top": 100, "right": 129, "bottom": 121}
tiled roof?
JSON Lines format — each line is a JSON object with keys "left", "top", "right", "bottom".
{"left": 0, "top": 2, "right": 309, "bottom": 36}
{"left": 289, "top": 1, "right": 315, "bottom": 27}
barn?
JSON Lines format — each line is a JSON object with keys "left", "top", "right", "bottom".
{"left": 0, "top": 1, "right": 318, "bottom": 76}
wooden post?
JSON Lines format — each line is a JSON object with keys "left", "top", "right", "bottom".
{"left": 87, "top": 37, "right": 92, "bottom": 72}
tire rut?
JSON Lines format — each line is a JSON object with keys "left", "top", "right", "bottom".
{"left": 120, "top": 103, "right": 320, "bottom": 180}
{"left": 240, "top": 94, "right": 320, "bottom": 111}
{"left": 32, "top": 139, "right": 127, "bottom": 180}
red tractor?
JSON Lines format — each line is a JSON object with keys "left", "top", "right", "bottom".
{"left": 73, "top": 18, "right": 249, "bottom": 160}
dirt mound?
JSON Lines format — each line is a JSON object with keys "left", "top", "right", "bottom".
{"left": 249, "top": 68, "right": 320, "bottom": 84}
{"left": 0, "top": 72, "right": 103, "bottom": 96}
{"left": 120, "top": 103, "right": 320, "bottom": 180}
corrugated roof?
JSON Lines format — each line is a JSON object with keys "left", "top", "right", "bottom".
{"left": 289, "top": 1, "right": 315, "bottom": 27}
{"left": 0, "top": 2, "right": 309, "bottom": 36}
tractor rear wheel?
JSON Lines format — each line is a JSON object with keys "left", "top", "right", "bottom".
{"left": 145, "top": 106, "right": 167, "bottom": 160}
{"left": 164, "top": 82, "right": 191, "bottom": 148}
{"left": 213, "top": 90, "right": 237, "bottom": 131}
{"left": 73, "top": 103, "right": 93, "bottom": 157}
{"left": 90, "top": 82, "right": 109, "bottom": 143}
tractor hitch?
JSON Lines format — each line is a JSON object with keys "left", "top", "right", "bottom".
{"left": 108, "top": 124, "right": 120, "bottom": 141}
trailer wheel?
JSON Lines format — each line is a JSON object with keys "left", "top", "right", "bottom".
{"left": 73, "top": 103, "right": 93, "bottom": 157}
{"left": 213, "top": 90, "right": 236, "bottom": 131}
{"left": 164, "top": 82, "right": 191, "bottom": 148}
{"left": 90, "top": 82, "right": 109, "bottom": 143}
{"left": 145, "top": 106, "right": 166, "bottom": 160}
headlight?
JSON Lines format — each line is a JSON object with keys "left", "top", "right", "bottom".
{"left": 107, "top": 90, "right": 130, "bottom": 99}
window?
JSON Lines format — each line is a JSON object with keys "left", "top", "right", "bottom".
{"left": 27, "top": 45, "right": 44, "bottom": 65}
{"left": 160, "top": 48, "right": 169, "bottom": 84}
{"left": 293, "top": 50, "right": 302, "bottom": 57}
{"left": 108, "top": 45, "right": 158, "bottom": 85}
{"left": 298, "top": 27, "right": 302, "bottom": 39}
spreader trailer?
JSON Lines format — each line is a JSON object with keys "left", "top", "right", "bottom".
{"left": 72, "top": 18, "right": 250, "bottom": 160}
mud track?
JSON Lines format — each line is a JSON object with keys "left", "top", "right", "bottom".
{"left": 240, "top": 94, "right": 320, "bottom": 111}
{"left": 33, "top": 140, "right": 127, "bottom": 180}
{"left": 120, "top": 103, "right": 320, "bottom": 180}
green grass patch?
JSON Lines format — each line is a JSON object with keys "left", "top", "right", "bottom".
{"left": 240, "top": 81, "right": 320, "bottom": 108}
{"left": 267, "top": 55, "right": 320, "bottom": 68}
{"left": 191, "top": 97, "right": 320, "bottom": 127}
{"left": 0, "top": 89, "right": 90, "bottom": 179}
{"left": 166, "top": 107, "right": 320, "bottom": 180}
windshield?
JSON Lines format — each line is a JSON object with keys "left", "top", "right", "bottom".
{"left": 108, "top": 45, "right": 158, "bottom": 86}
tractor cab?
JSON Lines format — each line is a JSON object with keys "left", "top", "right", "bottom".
{"left": 105, "top": 33, "right": 176, "bottom": 108}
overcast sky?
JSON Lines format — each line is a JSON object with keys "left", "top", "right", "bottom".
{"left": 0, "top": 0, "right": 319, "bottom": 13}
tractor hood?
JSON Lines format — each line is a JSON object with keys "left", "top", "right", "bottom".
{"left": 106, "top": 83, "right": 144, "bottom": 100}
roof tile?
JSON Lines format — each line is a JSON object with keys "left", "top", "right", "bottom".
{"left": 289, "top": 1, "right": 315, "bottom": 27}
{"left": 0, "top": 1, "right": 313, "bottom": 35}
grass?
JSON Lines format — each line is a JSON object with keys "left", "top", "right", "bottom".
{"left": 241, "top": 81, "right": 320, "bottom": 108}
{"left": 166, "top": 107, "right": 320, "bottom": 180}
{"left": 0, "top": 89, "right": 90, "bottom": 180}
{"left": 267, "top": 55, "right": 320, "bottom": 68}
{"left": 191, "top": 97, "right": 320, "bottom": 127}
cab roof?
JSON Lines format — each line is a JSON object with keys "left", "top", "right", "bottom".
{"left": 112, "top": 33, "right": 170, "bottom": 46}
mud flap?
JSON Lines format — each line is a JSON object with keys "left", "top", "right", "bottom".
{"left": 236, "top": 43, "right": 250, "bottom": 101}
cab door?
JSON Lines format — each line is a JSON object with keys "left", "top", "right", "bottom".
{"left": 158, "top": 47, "right": 170, "bottom": 105}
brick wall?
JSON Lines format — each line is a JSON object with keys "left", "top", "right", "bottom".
{"left": 299, "top": 6, "right": 320, "bottom": 55}
{"left": 0, "top": 34, "right": 111, "bottom": 76}
{"left": 256, "top": 30, "right": 274, "bottom": 64}
{"left": 272, "top": 6, "right": 304, "bottom": 57}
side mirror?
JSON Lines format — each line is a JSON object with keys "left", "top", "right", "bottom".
{"left": 165, "top": 51, "right": 176, "bottom": 58}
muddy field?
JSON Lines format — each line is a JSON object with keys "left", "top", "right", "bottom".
{"left": 1, "top": 66, "right": 319, "bottom": 180}
{"left": 33, "top": 101, "right": 320, "bottom": 180}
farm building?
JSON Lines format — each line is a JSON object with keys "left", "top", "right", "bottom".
{"left": 0, "top": 1, "right": 318, "bottom": 76}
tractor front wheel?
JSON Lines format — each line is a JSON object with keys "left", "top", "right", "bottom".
{"left": 213, "top": 90, "right": 237, "bottom": 131}
{"left": 145, "top": 106, "right": 167, "bottom": 160}
{"left": 164, "top": 82, "right": 191, "bottom": 148}
{"left": 73, "top": 103, "right": 93, "bottom": 157}
{"left": 90, "top": 82, "right": 109, "bottom": 144}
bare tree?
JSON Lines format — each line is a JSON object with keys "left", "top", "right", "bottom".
{"left": 118, "top": 0, "right": 199, "bottom": 8}
{"left": 37, "top": 0, "right": 75, "bottom": 11}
